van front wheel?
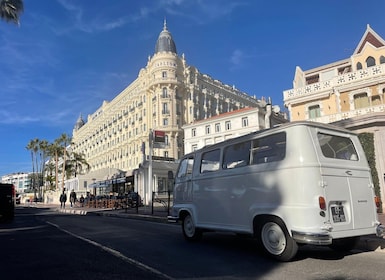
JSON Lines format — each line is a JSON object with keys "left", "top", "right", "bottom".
{"left": 256, "top": 217, "right": 298, "bottom": 261}
{"left": 182, "top": 214, "right": 202, "bottom": 241}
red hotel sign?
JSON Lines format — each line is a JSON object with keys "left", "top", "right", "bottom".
{"left": 154, "top": 130, "right": 165, "bottom": 143}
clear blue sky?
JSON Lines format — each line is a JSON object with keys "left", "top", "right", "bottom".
{"left": 1, "top": 0, "right": 385, "bottom": 176}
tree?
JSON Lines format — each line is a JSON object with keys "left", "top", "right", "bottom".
{"left": 66, "top": 152, "right": 90, "bottom": 179}
{"left": 26, "top": 138, "right": 39, "bottom": 198}
{"left": 359, "top": 132, "right": 382, "bottom": 213}
{"left": 26, "top": 138, "right": 50, "bottom": 199}
{"left": 54, "top": 133, "right": 72, "bottom": 191}
{"left": 0, "top": 0, "right": 23, "bottom": 25}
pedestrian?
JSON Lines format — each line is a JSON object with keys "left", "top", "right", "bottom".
{"left": 60, "top": 191, "right": 67, "bottom": 209}
{"left": 79, "top": 195, "right": 85, "bottom": 207}
{"left": 70, "top": 190, "right": 77, "bottom": 208}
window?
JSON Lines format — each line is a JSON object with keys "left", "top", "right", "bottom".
{"left": 215, "top": 123, "right": 221, "bottom": 132}
{"left": 251, "top": 133, "right": 286, "bottom": 164}
{"left": 164, "top": 151, "right": 168, "bottom": 158}
{"left": 242, "top": 117, "right": 249, "bottom": 127}
{"left": 192, "top": 128, "right": 196, "bottom": 137}
{"left": 177, "top": 157, "right": 194, "bottom": 178}
{"left": 308, "top": 105, "right": 321, "bottom": 119}
{"left": 356, "top": 62, "right": 362, "bottom": 70}
{"left": 318, "top": 133, "right": 358, "bottom": 161}
{"left": 372, "top": 94, "right": 383, "bottom": 106}
{"left": 162, "top": 71, "right": 167, "bottom": 78}
{"left": 366, "top": 56, "right": 375, "bottom": 67}
{"left": 162, "top": 88, "right": 168, "bottom": 98}
{"left": 225, "top": 121, "right": 231, "bottom": 130}
{"left": 223, "top": 141, "right": 251, "bottom": 169}
{"left": 200, "top": 149, "right": 220, "bottom": 173}
{"left": 163, "top": 118, "right": 168, "bottom": 126}
{"left": 380, "top": 56, "right": 385, "bottom": 64}
{"left": 205, "top": 125, "right": 211, "bottom": 135}
{"left": 192, "top": 144, "right": 198, "bottom": 151}
{"left": 162, "top": 103, "right": 169, "bottom": 114}
{"left": 354, "top": 92, "right": 369, "bottom": 109}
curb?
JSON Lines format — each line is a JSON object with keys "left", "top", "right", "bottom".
{"left": 92, "top": 211, "right": 170, "bottom": 224}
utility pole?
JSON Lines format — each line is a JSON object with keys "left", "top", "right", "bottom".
{"left": 148, "top": 129, "right": 153, "bottom": 205}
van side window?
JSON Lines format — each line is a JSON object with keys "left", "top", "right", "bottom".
{"left": 223, "top": 141, "right": 251, "bottom": 169}
{"left": 318, "top": 133, "right": 358, "bottom": 161}
{"left": 200, "top": 149, "right": 220, "bottom": 173}
{"left": 177, "top": 157, "right": 194, "bottom": 178}
{"left": 251, "top": 132, "right": 286, "bottom": 164}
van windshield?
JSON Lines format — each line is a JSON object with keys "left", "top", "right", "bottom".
{"left": 318, "top": 133, "right": 358, "bottom": 161}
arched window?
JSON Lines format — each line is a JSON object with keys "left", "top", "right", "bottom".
{"left": 366, "top": 56, "right": 375, "bottom": 67}
{"left": 356, "top": 62, "right": 362, "bottom": 70}
{"left": 380, "top": 56, "right": 385, "bottom": 64}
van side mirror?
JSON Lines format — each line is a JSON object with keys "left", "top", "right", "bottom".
{"left": 168, "top": 170, "right": 174, "bottom": 179}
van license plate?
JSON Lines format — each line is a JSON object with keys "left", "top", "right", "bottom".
{"left": 331, "top": 206, "right": 346, "bottom": 223}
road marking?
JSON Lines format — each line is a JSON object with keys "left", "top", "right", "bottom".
{"left": 0, "top": 225, "right": 47, "bottom": 233}
{"left": 46, "top": 221, "right": 172, "bottom": 279}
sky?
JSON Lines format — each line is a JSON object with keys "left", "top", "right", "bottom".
{"left": 1, "top": 0, "right": 385, "bottom": 177}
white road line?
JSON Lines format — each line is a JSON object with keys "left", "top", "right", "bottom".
{"left": 46, "top": 221, "right": 173, "bottom": 280}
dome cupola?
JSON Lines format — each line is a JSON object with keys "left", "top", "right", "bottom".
{"left": 155, "top": 19, "right": 177, "bottom": 54}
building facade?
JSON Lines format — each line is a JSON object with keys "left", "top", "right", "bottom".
{"left": 283, "top": 24, "right": 385, "bottom": 210}
{"left": 1, "top": 172, "right": 32, "bottom": 193}
{"left": 72, "top": 22, "right": 273, "bottom": 201}
{"left": 183, "top": 104, "right": 287, "bottom": 154}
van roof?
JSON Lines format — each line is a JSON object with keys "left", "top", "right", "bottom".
{"left": 185, "top": 121, "right": 356, "bottom": 157}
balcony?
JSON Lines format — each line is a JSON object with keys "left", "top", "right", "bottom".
{"left": 284, "top": 64, "right": 385, "bottom": 103}
{"left": 310, "top": 104, "right": 385, "bottom": 123}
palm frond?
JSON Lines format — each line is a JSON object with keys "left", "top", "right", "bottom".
{"left": 0, "top": 0, "right": 24, "bottom": 25}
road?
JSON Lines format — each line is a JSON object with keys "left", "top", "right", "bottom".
{"left": 1, "top": 206, "right": 385, "bottom": 280}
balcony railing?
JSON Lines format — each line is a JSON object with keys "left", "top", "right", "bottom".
{"left": 284, "top": 64, "right": 385, "bottom": 102}
{"left": 309, "top": 104, "right": 385, "bottom": 123}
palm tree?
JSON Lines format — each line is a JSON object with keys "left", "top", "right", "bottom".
{"left": 66, "top": 152, "right": 90, "bottom": 178}
{"left": 0, "top": 0, "right": 23, "bottom": 25}
{"left": 55, "top": 133, "right": 72, "bottom": 191}
{"left": 48, "top": 142, "right": 62, "bottom": 189}
{"left": 26, "top": 138, "right": 39, "bottom": 197}
{"left": 38, "top": 140, "right": 49, "bottom": 193}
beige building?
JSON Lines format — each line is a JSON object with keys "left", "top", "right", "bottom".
{"left": 183, "top": 104, "right": 287, "bottom": 154}
{"left": 72, "top": 21, "right": 264, "bottom": 200}
{"left": 283, "top": 24, "right": 385, "bottom": 210}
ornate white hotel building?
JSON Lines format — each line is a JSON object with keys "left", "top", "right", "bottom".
{"left": 71, "top": 22, "right": 278, "bottom": 200}
{"left": 283, "top": 24, "right": 385, "bottom": 210}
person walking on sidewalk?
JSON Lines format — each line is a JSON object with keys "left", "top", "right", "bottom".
{"left": 60, "top": 191, "right": 67, "bottom": 209}
{"left": 70, "top": 190, "right": 77, "bottom": 208}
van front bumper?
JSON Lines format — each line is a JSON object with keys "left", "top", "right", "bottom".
{"left": 292, "top": 231, "right": 332, "bottom": 245}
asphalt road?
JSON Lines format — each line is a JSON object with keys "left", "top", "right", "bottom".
{"left": 2, "top": 206, "right": 385, "bottom": 280}
{"left": 0, "top": 207, "right": 166, "bottom": 280}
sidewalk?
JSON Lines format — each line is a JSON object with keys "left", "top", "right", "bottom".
{"left": 33, "top": 203, "right": 385, "bottom": 253}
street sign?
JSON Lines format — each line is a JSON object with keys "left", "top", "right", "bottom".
{"left": 154, "top": 130, "right": 165, "bottom": 144}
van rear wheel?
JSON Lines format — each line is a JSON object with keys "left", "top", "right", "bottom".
{"left": 256, "top": 217, "right": 298, "bottom": 262}
{"left": 182, "top": 214, "right": 202, "bottom": 241}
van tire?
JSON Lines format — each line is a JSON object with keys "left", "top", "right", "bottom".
{"left": 255, "top": 217, "right": 298, "bottom": 262}
{"left": 182, "top": 214, "right": 202, "bottom": 241}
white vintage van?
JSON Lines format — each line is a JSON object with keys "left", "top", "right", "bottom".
{"left": 169, "top": 121, "right": 384, "bottom": 261}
